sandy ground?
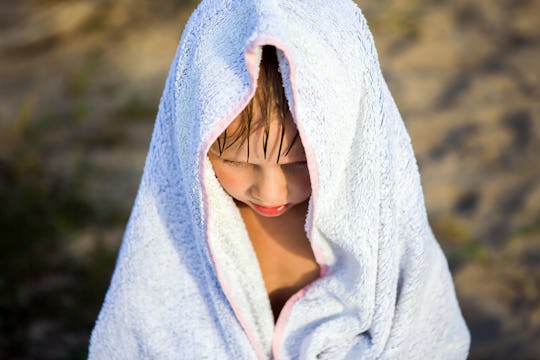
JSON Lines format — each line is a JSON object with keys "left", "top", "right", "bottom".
{"left": 1, "top": 0, "right": 539, "bottom": 358}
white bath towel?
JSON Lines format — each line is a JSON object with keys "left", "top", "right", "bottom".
{"left": 88, "top": 0, "right": 470, "bottom": 358}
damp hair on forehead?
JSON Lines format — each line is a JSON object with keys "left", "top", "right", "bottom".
{"left": 213, "top": 45, "right": 300, "bottom": 163}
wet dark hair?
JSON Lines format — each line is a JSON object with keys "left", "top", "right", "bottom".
{"left": 214, "top": 45, "right": 299, "bottom": 163}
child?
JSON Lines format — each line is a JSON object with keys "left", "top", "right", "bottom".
{"left": 89, "top": 0, "right": 470, "bottom": 359}
{"left": 207, "top": 46, "right": 319, "bottom": 322}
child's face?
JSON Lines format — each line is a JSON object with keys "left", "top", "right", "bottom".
{"left": 208, "top": 114, "right": 311, "bottom": 218}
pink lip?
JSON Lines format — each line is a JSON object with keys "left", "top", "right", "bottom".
{"left": 250, "top": 202, "right": 288, "bottom": 216}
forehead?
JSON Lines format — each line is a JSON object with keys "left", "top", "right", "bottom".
{"left": 219, "top": 115, "right": 305, "bottom": 163}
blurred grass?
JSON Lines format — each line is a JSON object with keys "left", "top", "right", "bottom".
{"left": 0, "top": 85, "right": 126, "bottom": 358}
{"left": 432, "top": 214, "right": 491, "bottom": 268}
{"left": 0, "top": 32, "right": 158, "bottom": 356}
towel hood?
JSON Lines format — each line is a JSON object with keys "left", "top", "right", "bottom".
{"left": 89, "top": 1, "right": 470, "bottom": 358}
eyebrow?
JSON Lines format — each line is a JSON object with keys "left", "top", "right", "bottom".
{"left": 226, "top": 157, "right": 306, "bottom": 164}
{"left": 209, "top": 147, "right": 306, "bottom": 164}
{"left": 226, "top": 156, "right": 307, "bottom": 165}
{"left": 212, "top": 152, "right": 306, "bottom": 165}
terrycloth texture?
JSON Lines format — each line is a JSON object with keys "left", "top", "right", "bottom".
{"left": 89, "top": 0, "right": 471, "bottom": 359}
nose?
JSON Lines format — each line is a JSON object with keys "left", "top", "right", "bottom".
{"left": 251, "top": 166, "right": 288, "bottom": 205}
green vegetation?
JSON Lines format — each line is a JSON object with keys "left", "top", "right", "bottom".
{"left": 431, "top": 214, "right": 491, "bottom": 269}
{"left": 0, "top": 91, "right": 124, "bottom": 359}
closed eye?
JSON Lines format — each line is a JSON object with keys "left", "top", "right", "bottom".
{"left": 284, "top": 160, "right": 307, "bottom": 166}
{"left": 222, "top": 159, "right": 250, "bottom": 168}
{"left": 282, "top": 161, "right": 308, "bottom": 171}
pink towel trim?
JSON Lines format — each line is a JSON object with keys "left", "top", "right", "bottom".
{"left": 200, "top": 35, "right": 328, "bottom": 360}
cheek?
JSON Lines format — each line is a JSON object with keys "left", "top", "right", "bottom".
{"left": 300, "top": 175, "right": 312, "bottom": 197}
{"left": 289, "top": 170, "right": 312, "bottom": 199}
{"left": 213, "top": 166, "right": 247, "bottom": 195}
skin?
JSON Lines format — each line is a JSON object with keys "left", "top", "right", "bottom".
{"left": 207, "top": 114, "right": 311, "bottom": 218}
{"left": 207, "top": 102, "right": 320, "bottom": 321}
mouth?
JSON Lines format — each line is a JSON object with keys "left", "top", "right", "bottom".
{"left": 250, "top": 202, "right": 289, "bottom": 216}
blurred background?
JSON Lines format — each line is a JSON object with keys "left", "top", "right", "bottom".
{"left": 0, "top": 0, "right": 538, "bottom": 358}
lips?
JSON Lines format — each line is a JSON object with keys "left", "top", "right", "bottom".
{"left": 250, "top": 202, "right": 288, "bottom": 216}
